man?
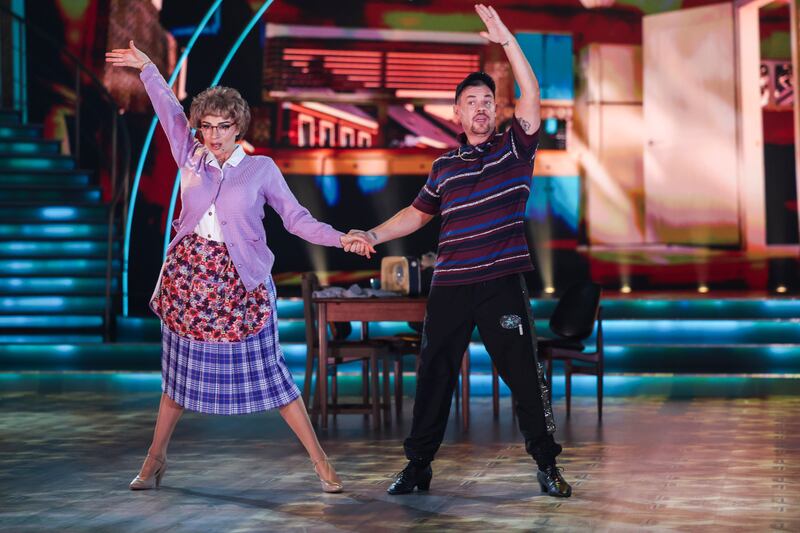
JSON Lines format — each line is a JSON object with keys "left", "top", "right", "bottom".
{"left": 345, "top": 4, "right": 570, "bottom": 498}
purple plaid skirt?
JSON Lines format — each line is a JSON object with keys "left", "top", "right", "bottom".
{"left": 156, "top": 241, "right": 300, "bottom": 415}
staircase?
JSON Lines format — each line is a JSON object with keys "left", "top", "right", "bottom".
{"left": 0, "top": 109, "right": 114, "bottom": 346}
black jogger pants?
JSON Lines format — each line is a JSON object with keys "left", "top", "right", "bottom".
{"left": 403, "top": 274, "right": 562, "bottom": 468}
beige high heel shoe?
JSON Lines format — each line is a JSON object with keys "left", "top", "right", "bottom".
{"left": 312, "top": 456, "right": 343, "bottom": 493}
{"left": 129, "top": 453, "right": 167, "bottom": 490}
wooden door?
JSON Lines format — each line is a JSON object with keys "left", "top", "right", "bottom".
{"left": 643, "top": 4, "right": 740, "bottom": 245}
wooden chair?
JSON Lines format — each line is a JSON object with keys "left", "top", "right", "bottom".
{"left": 359, "top": 317, "right": 472, "bottom": 427}
{"left": 301, "top": 272, "right": 391, "bottom": 429}
{"left": 362, "top": 326, "right": 420, "bottom": 420}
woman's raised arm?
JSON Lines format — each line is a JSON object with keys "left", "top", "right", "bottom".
{"left": 106, "top": 41, "right": 198, "bottom": 167}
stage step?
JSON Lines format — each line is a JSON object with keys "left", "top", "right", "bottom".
{"left": 115, "top": 316, "right": 161, "bottom": 342}
{"left": 0, "top": 334, "right": 103, "bottom": 343}
{"left": 0, "top": 277, "right": 114, "bottom": 295}
{"left": 0, "top": 241, "right": 116, "bottom": 258}
{"left": 0, "top": 154, "right": 75, "bottom": 170}
{"left": 0, "top": 258, "right": 118, "bottom": 276}
{"left": 0, "top": 314, "right": 103, "bottom": 329}
{"left": 0, "top": 295, "right": 106, "bottom": 314}
{"left": 116, "top": 314, "right": 800, "bottom": 346}
{"left": 0, "top": 343, "right": 160, "bottom": 371}
{"left": 270, "top": 298, "right": 800, "bottom": 321}
{"left": 0, "top": 124, "right": 41, "bottom": 139}
{"left": 0, "top": 139, "right": 59, "bottom": 154}
{"left": 588, "top": 299, "right": 800, "bottom": 320}
{"left": 0, "top": 109, "right": 21, "bottom": 123}
{"left": 0, "top": 205, "right": 107, "bottom": 222}
{"left": 277, "top": 343, "right": 800, "bottom": 375}
{"left": 0, "top": 187, "right": 102, "bottom": 203}
{"left": 0, "top": 223, "right": 109, "bottom": 240}
{"left": 0, "top": 170, "right": 92, "bottom": 188}
{"left": 1, "top": 341, "right": 799, "bottom": 374}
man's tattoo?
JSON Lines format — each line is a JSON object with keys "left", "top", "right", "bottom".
{"left": 368, "top": 231, "right": 378, "bottom": 242}
{"left": 518, "top": 117, "right": 533, "bottom": 134}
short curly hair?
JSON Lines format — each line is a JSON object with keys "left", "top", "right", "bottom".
{"left": 189, "top": 86, "right": 251, "bottom": 140}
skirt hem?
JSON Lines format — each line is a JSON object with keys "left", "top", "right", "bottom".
{"left": 161, "top": 385, "right": 300, "bottom": 416}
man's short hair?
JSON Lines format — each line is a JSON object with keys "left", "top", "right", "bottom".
{"left": 455, "top": 72, "right": 496, "bottom": 103}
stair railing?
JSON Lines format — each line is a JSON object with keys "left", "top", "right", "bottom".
{"left": 0, "top": 6, "right": 131, "bottom": 341}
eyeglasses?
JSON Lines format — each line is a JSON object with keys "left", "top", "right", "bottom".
{"left": 199, "top": 122, "right": 234, "bottom": 135}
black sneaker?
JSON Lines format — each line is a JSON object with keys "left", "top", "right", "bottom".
{"left": 537, "top": 465, "right": 572, "bottom": 498}
{"left": 387, "top": 462, "right": 433, "bottom": 495}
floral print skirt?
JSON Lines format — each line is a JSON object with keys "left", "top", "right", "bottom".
{"left": 151, "top": 233, "right": 271, "bottom": 342}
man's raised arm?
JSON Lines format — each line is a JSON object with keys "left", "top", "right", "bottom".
{"left": 475, "top": 4, "right": 541, "bottom": 135}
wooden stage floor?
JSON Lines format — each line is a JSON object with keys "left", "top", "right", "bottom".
{"left": 1, "top": 374, "right": 799, "bottom": 532}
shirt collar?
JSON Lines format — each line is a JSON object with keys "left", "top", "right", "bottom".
{"left": 206, "top": 144, "right": 245, "bottom": 169}
{"left": 457, "top": 130, "right": 499, "bottom": 155}
{"left": 457, "top": 132, "right": 497, "bottom": 152}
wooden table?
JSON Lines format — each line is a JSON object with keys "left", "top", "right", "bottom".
{"left": 312, "top": 297, "right": 471, "bottom": 429}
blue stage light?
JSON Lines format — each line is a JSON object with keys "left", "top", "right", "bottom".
{"left": 357, "top": 175, "right": 389, "bottom": 195}
{"left": 316, "top": 175, "right": 340, "bottom": 207}
{"left": 40, "top": 207, "right": 77, "bottom": 220}
{"left": 170, "top": 10, "right": 222, "bottom": 37}
{"left": 544, "top": 117, "right": 558, "bottom": 135}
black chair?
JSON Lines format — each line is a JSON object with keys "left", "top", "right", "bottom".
{"left": 540, "top": 281, "right": 603, "bottom": 419}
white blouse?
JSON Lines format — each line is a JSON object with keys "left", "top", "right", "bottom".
{"left": 194, "top": 145, "right": 245, "bottom": 243}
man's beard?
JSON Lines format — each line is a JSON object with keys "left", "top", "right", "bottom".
{"left": 470, "top": 118, "right": 493, "bottom": 135}
{"left": 470, "top": 122, "right": 492, "bottom": 135}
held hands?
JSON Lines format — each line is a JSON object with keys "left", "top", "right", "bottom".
{"left": 475, "top": 4, "right": 512, "bottom": 46}
{"left": 341, "top": 231, "right": 377, "bottom": 259}
{"left": 105, "top": 40, "right": 152, "bottom": 71}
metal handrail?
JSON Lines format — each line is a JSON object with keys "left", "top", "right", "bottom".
{"left": 0, "top": 6, "right": 131, "bottom": 341}
{"left": 104, "top": 112, "right": 131, "bottom": 340}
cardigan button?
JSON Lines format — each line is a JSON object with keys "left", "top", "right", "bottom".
{"left": 221, "top": 221, "right": 227, "bottom": 225}
{"left": 237, "top": 264, "right": 242, "bottom": 268}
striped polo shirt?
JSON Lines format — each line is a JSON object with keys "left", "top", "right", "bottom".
{"left": 412, "top": 117, "right": 539, "bottom": 286}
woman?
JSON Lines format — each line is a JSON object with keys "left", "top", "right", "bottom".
{"left": 106, "top": 42, "right": 374, "bottom": 494}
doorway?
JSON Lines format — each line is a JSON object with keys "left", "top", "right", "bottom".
{"left": 760, "top": 1, "right": 797, "bottom": 244}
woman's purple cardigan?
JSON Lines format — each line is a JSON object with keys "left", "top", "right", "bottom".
{"left": 140, "top": 63, "right": 343, "bottom": 291}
